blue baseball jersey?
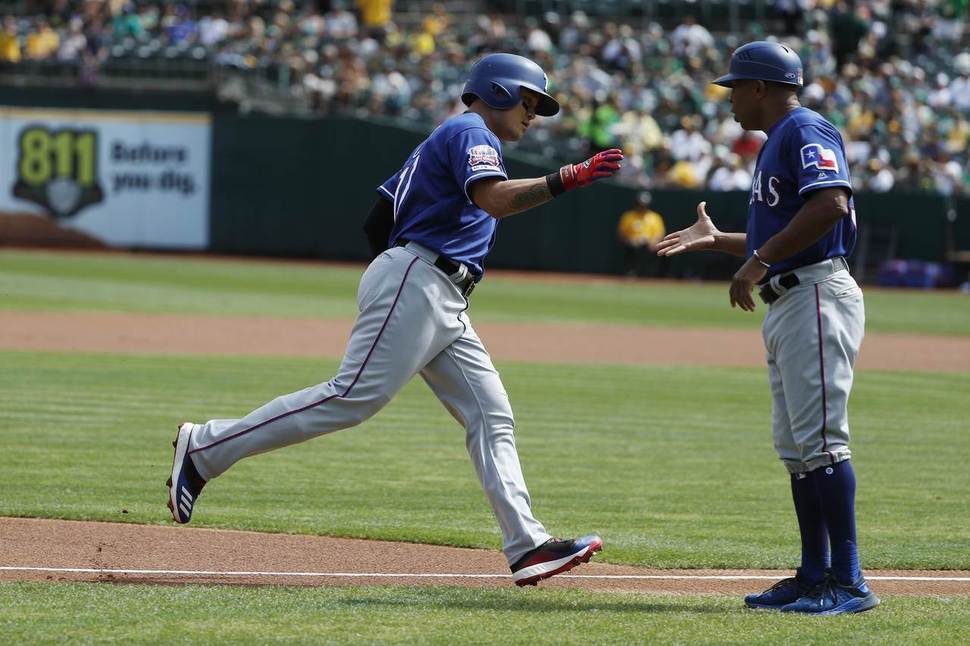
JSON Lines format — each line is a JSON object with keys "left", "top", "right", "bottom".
{"left": 378, "top": 112, "right": 508, "bottom": 279}
{"left": 746, "top": 107, "right": 857, "bottom": 277}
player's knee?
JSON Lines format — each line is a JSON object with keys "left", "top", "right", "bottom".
{"left": 342, "top": 394, "right": 392, "bottom": 427}
{"left": 480, "top": 409, "right": 515, "bottom": 438}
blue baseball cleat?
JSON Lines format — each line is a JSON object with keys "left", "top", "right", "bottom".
{"left": 510, "top": 534, "right": 603, "bottom": 586}
{"left": 781, "top": 575, "right": 880, "bottom": 615}
{"left": 744, "top": 569, "right": 819, "bottom": 610}
{"left": 167, "top": 422, "right": 206, "bottom": 524}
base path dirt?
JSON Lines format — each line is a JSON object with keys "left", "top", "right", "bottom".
{"left": 1, "top": 518, "right": 967, "bottom": 596}
{"left": 1, "top": 311, "right": 968, "bottom": 371}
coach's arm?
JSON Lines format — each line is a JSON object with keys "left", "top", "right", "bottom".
{"left": 749, "top": 187, "right": 851, "bottom": 266}
{"left": 730, "top": 187, "right": 852, "bottom": 310}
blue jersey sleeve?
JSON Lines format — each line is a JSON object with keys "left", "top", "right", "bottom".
{"left": 377, "top": 169, "right": 401, "bottom": 202}
{"left": 790, "top": 124, "right": 852, "bottom": 196}
{"left": 447, "top": 127, "right": 508, "bottom": 203}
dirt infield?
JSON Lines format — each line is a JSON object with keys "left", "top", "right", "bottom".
{"left": 2, "top": 518, "right": 968, "bottom": 595}
{"left": 2, "top": 307, "right": 967, "bottom": 593}
{"left": 1, "top": 311, "right": 968, "bottom": 371}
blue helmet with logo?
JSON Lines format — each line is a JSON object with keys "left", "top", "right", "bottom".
{"left": 461, "top": 53, "right": 560, "bottom": 116}
{"left": 713, "top": 41, "right": 804, "bottom": 88}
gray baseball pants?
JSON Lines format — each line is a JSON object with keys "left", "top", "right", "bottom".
{"left": 185, "top": 242, "right": 552, "bottom": 563}
{"left": 762, "top": 257, "right": 865, "bottom": 474}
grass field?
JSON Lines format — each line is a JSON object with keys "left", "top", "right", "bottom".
{"left": 2, "top": 351, "right": 968, "bottom": 569}
{"left": 1, "top": 249, "right": 969, "bottom": 334}
{"left": 1, "top": 249, "right": 969, "bottom": 643}
{"left": 2, "top": 584, "right": 970, "bottom": 645}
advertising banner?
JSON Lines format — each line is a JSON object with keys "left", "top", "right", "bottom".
{"left": 0, "top": 107, "right": 210, "bottom": 249}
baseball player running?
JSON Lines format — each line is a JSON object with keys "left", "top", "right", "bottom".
{"left": 168, "top": 53, "right": 623, "bottom": 586}
{"left": 657, "top": 41, "right": 879, "bottom": 615}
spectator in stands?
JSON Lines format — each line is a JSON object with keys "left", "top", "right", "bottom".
{"left": 137, "top": 3, "right": 161, "bottom": 33}
{"left": 357, "top": 0, "right": 394, "bottom": 41}
{"left": 612, "top": 106, "right": 664, "bottom": 175}
{"left": 367, "top": 57, "right": 410, "bottom": 115}
{"left": 670, "top": 15, "right": 713, "bottom": 58}
{"left": 2, "top": 0, "right": 967, "bottom": 195}
{"left": 578, "top": 94, "right": 620, "bottom": 153}
{"left": 731, "top": 130, "right": 763, "bottom": 164}
{"left": 863, "top": 158, "right": 895, "bottom": 193}
{"left": 669, "top": 114, "right": 711, "bottom": 165}
{"left": 708, "top": 153, "right": 752, "bottom": 191}
{"left": 167, "top": 5, "right": 198, "bottom": 45}
{"left": 829, "top": 1, "right": 869, "bottom": 69}
{"left": 111, "top": 3, "right": 143, "bottom": 40}
{"left": 57, "top": 17, "right": 86, "bottom": 62}
{"left": 602, "top": 22, "right": 640, "bottom": 74}
{"left": 773, "top": 0, "right": 806, "bottom": 36}
{"left": 25, "top": 17, "right": 59, "bottom": 60}
{"left": 524, "top": 16, "right": 552, "bottom": 54}
{"left": 198, "top": 11, "right": 229, "bottom": 47}
{"left": 617, "top": 191, "right": 667, "bottom": 278}
{"left": 80, "top": 15, "right": 107, "bottom": 87}
{"left": 325, "top": 3, "right": 358, "bottom": 39}
{"left": 896, "top": 153, "right": 935, "bottom": 193}
{"left": 952, "top": 52, "right": 970, "bottom": 114}
{"left": 667, "top": 155, "right": 702, "bottom": 189}
{"left": 410, "top": 18, "right": 436, "bottom": 56}
{"left": 930, "top": 150, "right": 965, "bottom": 195}
{"left": 0, "top": 16, "right": 22, "bottom": 64}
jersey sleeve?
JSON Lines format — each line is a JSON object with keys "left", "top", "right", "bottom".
{"left": 377, "top": 169, "right": 399, "bottom": 202}
{"left": 790, "top": 124, "right": 852, "bottom": 196}
{"left": 447, "top": 127, "right": 508, "bottom": 203}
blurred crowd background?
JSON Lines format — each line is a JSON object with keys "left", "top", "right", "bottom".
{"left": 1, "top": 0, "right": 968, "bottom": 194}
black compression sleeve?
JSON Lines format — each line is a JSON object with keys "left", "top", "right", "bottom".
{"left": 363, "top": 196, "right": 394, "bottom": 259}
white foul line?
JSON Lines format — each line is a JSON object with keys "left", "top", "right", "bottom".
{"left": 1, "top": 567, "right": 969, "bottom": 582}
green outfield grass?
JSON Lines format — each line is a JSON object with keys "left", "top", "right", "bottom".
{"left": 1, "top": 583, "right": 969, "bottom": 645}
{"left": 1, "top": 249, "right": 968, "bottom": 334}
{"left": 2, "top": 351, "right": 967, "bottom": 570}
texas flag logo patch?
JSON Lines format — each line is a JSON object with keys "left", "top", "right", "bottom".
{"left": 800, "top": 143, "right": 839, "bottom": 172}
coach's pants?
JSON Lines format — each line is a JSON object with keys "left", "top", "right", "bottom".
{"left": 762, "top": 259, "right": 865, "bottom": 474}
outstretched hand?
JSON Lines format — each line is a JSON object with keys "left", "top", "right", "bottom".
{"left": 559, "top": 149, "right": 624, "bottom": 191}
{"left": 655, "top": 201, "right": 720, "bottom": 257}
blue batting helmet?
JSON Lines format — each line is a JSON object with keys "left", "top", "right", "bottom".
{"left": 461, "top": 53, "right": 560, "bottom": 116}
{"left": 713, "top": 41, "right": 803, "bottom": 88}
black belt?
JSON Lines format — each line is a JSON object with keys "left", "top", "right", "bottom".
{"left": 397, "top": 240, "right": 476, "bottom": 297}
{"left": 759, "top": 273, "right": 800, "bottom": 304}
{"left": 758, "top": 256, "right": 847, "bottom": 304}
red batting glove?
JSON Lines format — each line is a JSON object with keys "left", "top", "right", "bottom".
{"left": 559, "top": 148, "right": 624, "bottom": 191}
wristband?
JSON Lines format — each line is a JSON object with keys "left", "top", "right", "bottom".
{"left": 545, "top": 171, "right": 565, "bottom": 197}
{"left": 753, "top": 250, "right": 771, "bottom": 269}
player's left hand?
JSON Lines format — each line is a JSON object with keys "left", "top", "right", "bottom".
{"left": 729, "top": 256, "right": 767, "bottom": 312}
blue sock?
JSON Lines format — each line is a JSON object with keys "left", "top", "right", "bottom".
{"left": 790, "top": 471, "right": 829, "bottom": 584}
{"left": 813, "top": 460, "right": 862, "bottom": 585}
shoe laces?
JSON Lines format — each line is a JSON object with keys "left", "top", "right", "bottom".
{"left": 805, "top": 577, "right": 838, "bottom": 602}
{"left": 764, "top": 576, "right": 797, "bottom": 593}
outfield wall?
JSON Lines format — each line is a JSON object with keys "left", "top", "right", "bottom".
{"left": 1, "top": 100, "right": 964, "bottom": 278}
{"left": 210, "top": 115, "right": 963, "bottom": 278}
